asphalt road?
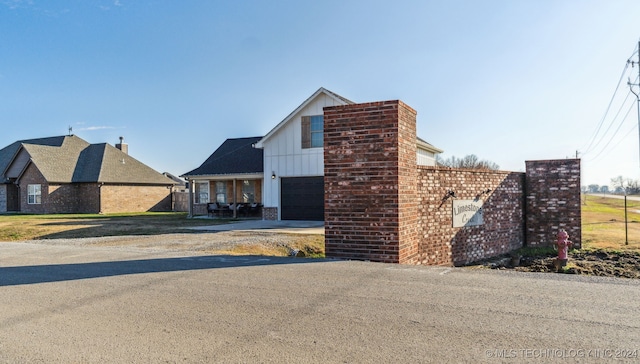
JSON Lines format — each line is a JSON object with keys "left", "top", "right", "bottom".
{"left": 1, "top": 242, "right": 640, "bottom": 363}
{"left": 588, "top": 193, "right": 640, "bottom": 202}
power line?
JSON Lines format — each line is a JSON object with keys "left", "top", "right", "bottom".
{"left": 582, "top": 90, "right": 635, "bottom": 156}
{"left": 580, "top": 42, "right": 639, "bottom": 156}
{"left": 580, "top": 62, "right": 630, "bottom": 154}
{"left": 586, "top": 123, "right": 638, "bottom": 162}
{"left": 586, "top": 100, "right": 636, "bottom": 162}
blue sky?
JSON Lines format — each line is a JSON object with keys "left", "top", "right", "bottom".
{"left": 1, "top": 0, "right": 639, "bottom": 187}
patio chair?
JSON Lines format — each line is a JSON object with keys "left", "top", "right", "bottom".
{"left": 207, "top": 203, "right": 221, "bottom": 217}
{"left": 249, "top": 203, "right": 262, "bottom": 217}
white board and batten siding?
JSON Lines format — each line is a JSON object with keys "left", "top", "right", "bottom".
{"left": 261, "top": 93, "right": 345, "bottom": 208}
{"left": 417, "top": 148, "right": 437, "bottom": 166}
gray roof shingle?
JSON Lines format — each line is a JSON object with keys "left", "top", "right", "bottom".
{"left": 0, "top": 135, "right": 174, "bottom": 185}
{"left": 183, "top": 136, "right": 264, "bottom": 177}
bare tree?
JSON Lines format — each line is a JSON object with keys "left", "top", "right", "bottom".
{"left": 610, "top": 176, "right": 640, "bottom": 195}
{"left": 436, "top": 154, "right": 500, "bottom": 170}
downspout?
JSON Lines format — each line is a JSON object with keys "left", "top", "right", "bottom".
{"left": 233, "top": 178, "right": 237, "bottom": 219}
{"left": 167, "top": 185, "right": 174, "bottom": 212}
{"left": 98, "top": 182, "right": 104, "bottom": 214}
{"left": 186, "top": 177, "right": 193, "bottom": 218}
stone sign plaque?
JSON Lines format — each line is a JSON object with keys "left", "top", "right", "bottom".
{"left": 452, "top": 199, "right": 484, "bottom": 227}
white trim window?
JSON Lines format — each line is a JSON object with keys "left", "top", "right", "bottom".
{"left": 301, "top": 115, "right": 324, "bottom": 148}
{"left": 215, "top": 181, "right": 226, "bottom": 204}
{"left": 194, "top": 181, "right": 209, "bottom": 204}
{"left": 242, "top": 180, "right": 255, "bottom": 203}
{"left": 28, "top": 184, "right": 41, "bottom": 204}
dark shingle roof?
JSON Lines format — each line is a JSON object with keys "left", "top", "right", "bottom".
{"left": 0, "top": 135, "right": 174, "bottom": 185}
{"left": 183, "top": 137, "right": 264, "bottom": 177}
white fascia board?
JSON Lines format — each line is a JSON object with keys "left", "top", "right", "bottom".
{"left": 184, "top": 173, "right": 264, "bottom": 181}
{"left": 254, "top": 87, "right": 351, "bottom": 149}
{"left": 417, "top": 138, "right": 444, "bottom": 154}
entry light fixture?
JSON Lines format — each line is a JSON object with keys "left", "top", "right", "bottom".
{"left": 477, "top": 188, "right": 492, "bottom": 197}
{"left": 271, "top": 172, "right": 276, "bottom": 180}
{"left": 438, "top": 190, "right": 456, "bottom": 208}
{"left": 442, "top": 190, "right": 456, "bottom": 201}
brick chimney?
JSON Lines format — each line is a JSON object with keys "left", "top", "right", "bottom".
{"left": 116, "top": 136, "right": 128, "bottom": 155}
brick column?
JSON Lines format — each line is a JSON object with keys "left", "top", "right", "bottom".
{"left": 324, "top": 100, "right": 419, "bottom": 264}
{"left": 525, "top": 159, "right": 581, "bottom": 248}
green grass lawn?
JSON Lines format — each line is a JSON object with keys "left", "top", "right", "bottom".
{"left": 582, "top": 195, "right": 640, "bottom": 250}
{"left": 0, "top": 212, "right": 229, "bottom": 241}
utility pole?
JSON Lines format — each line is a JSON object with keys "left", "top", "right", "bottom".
{"left": 625, "top": 193, "right": 628, "bottom": 245}
{"left": 628, "top": 40, "right": 640, "bottom": 166}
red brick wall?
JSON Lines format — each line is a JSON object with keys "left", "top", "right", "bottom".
{"left": 417, "top": 167, "right": 525, "bottom": 266}
{"left": 193, "top": 203, "right": 207, "bottom": 216}
{"left": 525, "top": 159, "right": 581, "bottom": 248}
{"left": 18, "top": 164, "right": 47, "bottom": 214}
{"left": 324, "top": 100, "right": 417, "bottom": 263}
{"left": 263, "top": 207, "right": 278, "bottom": 220}
{"left": 322, "top": 99, "right": 581, "bottom": 266}
{"left": 47, "top": 184, "right": 100, "bottom": 213}
{"left": 0, "top": 185, "right": 6, "bottom": 212}
{"left": 397, "top": 102, "right": 420, "bottom": 264}
{"left": 100, "top": 184, "right": 172, "bottom": 214}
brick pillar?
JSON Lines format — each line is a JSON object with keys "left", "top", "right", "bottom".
{"left": 525, "top": 159, "right": 581, "bottom": 248}
{"left": 324, "top": 100, "right": 419, "bottom": 264}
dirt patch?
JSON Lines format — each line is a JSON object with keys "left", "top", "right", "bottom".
{"left": 12, "top": 231, "right": 326, "bottom": 258}
{"left": 483, "top": 250, "right": 640, "bottom": 279}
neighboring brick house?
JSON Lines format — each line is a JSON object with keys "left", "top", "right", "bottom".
{"left": 181, "top": 137, "right": 264, "bottom": 217}
{"left": 0, "top": 135, "right": 176, "bottom": 214}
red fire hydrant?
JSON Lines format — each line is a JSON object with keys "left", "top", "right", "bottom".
{"left": 554, "top": 229, "right": 573, "bottom": 272}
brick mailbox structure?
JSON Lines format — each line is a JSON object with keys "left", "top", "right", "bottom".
{"left": 323, "top": 99, "right": 581, "bottom": 265}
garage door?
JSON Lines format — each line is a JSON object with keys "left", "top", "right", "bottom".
{"left": 281, "top": 177, "right": 324, "bottom": 221}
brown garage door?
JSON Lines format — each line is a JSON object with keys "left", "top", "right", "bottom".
{"left": 280, "top": 177, "right": 324, "bottom": 221}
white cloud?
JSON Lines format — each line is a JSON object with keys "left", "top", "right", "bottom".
{"left": 83, "top": 126, "right": 114, "bottom": 131}
{"left": 74, "top": 126, "right": 118, "bottom": 131}
{"left": 1, "top": 0, "right": 33, "bottom": 10}
{"left": 99, "top": 1, "right": 122, "bottom": 11}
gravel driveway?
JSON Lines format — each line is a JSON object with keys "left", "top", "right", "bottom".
{"left": 9, "top": 230, "right": 316, "bottom": 255}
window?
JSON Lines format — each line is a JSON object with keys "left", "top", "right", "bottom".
{"left": 242, "top": 180, "right": 255, "bottom": 203}
{"left": 215, "top": 181, "right": 226, "bottom": 204}
{"left": 301, "top": 115, "right": 323, "bottom": 148}
{"left": 28, "top": 184, "right": 41, "bottom": 204}
{"left": 194, "top": 181, "right": 209, "bottom": 204}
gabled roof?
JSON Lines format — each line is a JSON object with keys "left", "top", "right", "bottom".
{"left": 254, "top": 87, "right": 354, "bottom": 148}
{"left": 417, "top": 137, "right": 444, "bottom": 154}
{"left": 0, "top": 135, "right": 174, "bottom": 185}
{"left": 182, "top": 136, "right": 264, "bottom": 177}
{"left": 0, "top": 136, "right": 69, "bottom": 183}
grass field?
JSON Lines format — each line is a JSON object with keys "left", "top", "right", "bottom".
{"left": 582, "top": 195, "right": 640, "bottom": 250}
{"left": 0, "top": 212, "right": 224, "bottom": 241}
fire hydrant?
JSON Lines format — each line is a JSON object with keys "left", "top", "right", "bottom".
{"left": 554, "top": 229, "right": 573, "bottom": 272}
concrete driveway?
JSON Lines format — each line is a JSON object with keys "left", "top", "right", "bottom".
{"left": 1, "top": 241, "right": 640, "bottom": 363}
{"left": 189, "top": 219, "right": 325, "bottom": 234}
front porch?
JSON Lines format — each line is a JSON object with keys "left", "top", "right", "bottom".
{"left": 188, "top": 176, "right": 263, "bottom": 218}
